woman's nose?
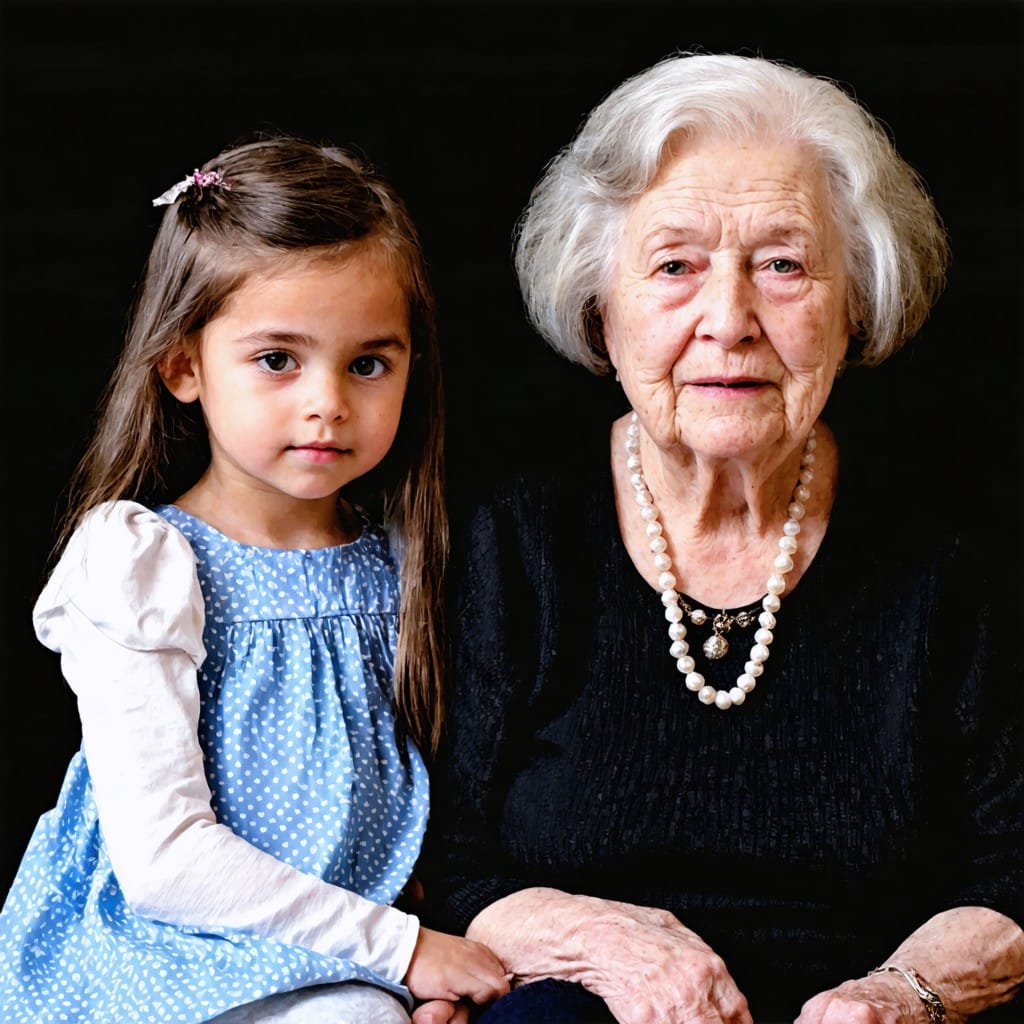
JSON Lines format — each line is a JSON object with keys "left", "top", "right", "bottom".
{"left": 694, "top": 264, "right": 761, "bottom": 348}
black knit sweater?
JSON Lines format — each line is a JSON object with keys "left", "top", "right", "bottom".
{"left": 419, "top": 426, "right": 1024, "bottom": 1021}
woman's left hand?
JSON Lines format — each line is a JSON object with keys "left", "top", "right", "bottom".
{"left": 796, "top": 973, "right": 936, "bottom": 1024}
{"left": 799, "top": 906, "right": 1024, "bottom": 1023}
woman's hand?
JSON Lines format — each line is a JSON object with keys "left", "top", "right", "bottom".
{"left": 797, "top": 907, "right": 1024, "bottom": 1024}
{"left": 404, "top": 926, "right": 510, "bottom": 1009}
{"left": 575, "top": 902, "right": 752, "bottom": 1024}
{"left": 796, "top": 973, "right": 929, "bottom": 1024}
{"left": 467, "top": 887, "right": 752, "bottom": 1024}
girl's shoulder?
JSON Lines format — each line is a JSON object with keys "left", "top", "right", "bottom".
{"left": 58, "top": 499, "right": 198, "bottom": 576}
{"left": 34, "top": 500, "right": 204, "bottom": 658}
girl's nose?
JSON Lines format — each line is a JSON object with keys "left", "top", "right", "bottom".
{"left": 693, "top": 264, "right": 761, "bottom": 349}
{"left": 305, "top": 374, "right": 350, "bottom": 423}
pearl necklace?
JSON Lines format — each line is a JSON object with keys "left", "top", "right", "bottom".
{"left": 625, "top": 412, "right": 817, "bottom": 710}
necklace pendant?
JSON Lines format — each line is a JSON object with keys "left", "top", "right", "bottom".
{"left": 703, "top": 633, "right": 729, "bottom": 660}
{"left": 626, "top": 411, "right": 817, "bottom": 710}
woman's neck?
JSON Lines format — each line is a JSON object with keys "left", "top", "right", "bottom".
{"left": 612, "top": 414, "right": 839, "bottom": 609}
{"left": 643, "top": 441, "right": 806, "bottom": 536}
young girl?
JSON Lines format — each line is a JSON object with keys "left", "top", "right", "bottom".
{"left": 0, "top": 136, "right": 508, "bottom": 1024}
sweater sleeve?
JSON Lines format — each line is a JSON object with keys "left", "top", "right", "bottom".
{"left": 938, "top": 530, "right": 1024, "bottom": 927}
{"left": 419, "top": 486, "right": 547, "bottom": 934}
{"left": 33, "top": 501, "right": 419, "bottom": 983}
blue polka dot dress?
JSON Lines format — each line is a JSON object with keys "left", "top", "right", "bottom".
{"left": 0, "top": 501, "right": 429, "bottom": 1023}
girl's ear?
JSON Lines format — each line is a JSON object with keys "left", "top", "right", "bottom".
{"left": 158, "top": 344, "right": 201, "bottom": 403}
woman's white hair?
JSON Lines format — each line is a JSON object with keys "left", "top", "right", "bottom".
{"left": 513, "top": 51, "right": 950, "bottom": 373}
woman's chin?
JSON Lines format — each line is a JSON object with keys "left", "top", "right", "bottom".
{"left": 673, "top": 415, "right": 790, "bottom": 465}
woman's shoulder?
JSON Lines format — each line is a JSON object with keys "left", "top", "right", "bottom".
{"left": 453, "top": 443, "right": 610, "bottom": 558}
{"left": 830, "top": 428, "right": 1013, "bottom": 609}
{"left": 454, "top": 424, "right": 611, "bottom": 515}
{"left": 447, "top": 426, "right": 616, "bottom": 589}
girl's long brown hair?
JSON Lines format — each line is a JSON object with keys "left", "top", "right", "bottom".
{"left": 55, "top": 135, "right": 449, "bottom": 755}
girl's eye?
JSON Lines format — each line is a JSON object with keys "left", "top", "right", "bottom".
{"left": 351, "top": 355, "right": 387, "bottom": 379}
{"left": 257, "top": 351, "right": 297, "bottom": 373}
{"left": 767, "top": 258, "right": 800, "bottom": 274}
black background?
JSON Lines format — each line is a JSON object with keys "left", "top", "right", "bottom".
{"left": 2, "top": 0, "right": 1022, "bottom": 901}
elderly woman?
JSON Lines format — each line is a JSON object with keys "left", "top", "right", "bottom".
{"left": 418, "top": 52, "right": 1024, "bottom": 1024}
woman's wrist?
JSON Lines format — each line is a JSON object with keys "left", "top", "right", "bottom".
{"left": 466, "top": 887, "right": 592, "bottom": 982}
{"left": 867, "top": 964, "right": 946, "bottom": 1023}
{"left": 467, "top": 888, "right": 660, "bottom": 987}
{"left": 876, "top": 907, "right": 1024, "bottom": 1022}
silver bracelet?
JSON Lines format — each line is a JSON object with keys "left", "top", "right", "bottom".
{"left": 867, "top": 964, "right": 946, "bottom": 1024}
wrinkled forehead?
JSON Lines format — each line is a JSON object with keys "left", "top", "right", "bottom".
{"left": 653, "top": 123, "right": 828, "bottom": 188}
{"left": 628, "top": 138, "right": 838, "bottom": 245}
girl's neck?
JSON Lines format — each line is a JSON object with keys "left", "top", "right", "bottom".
{"left": 173, "top": 475, "right": 358, "bottom": 549}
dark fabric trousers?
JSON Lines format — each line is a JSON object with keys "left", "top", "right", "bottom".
{"left": 473, "top": 982, "right": 1024, "bottom": 1024}
{"left": 474, "top": 980, "right": 615, "bottom": 1023}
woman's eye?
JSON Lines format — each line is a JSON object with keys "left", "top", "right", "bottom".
{"left": 257, "top": 351, "right": 297, "bottom": 373}
{"left": 351, "top": 355, "right": 387, "bottom": 378}
{"left": 659, "top": 260, "right": 688, "bottom": 276}
{"left": 767, "top": 258, "right": 800, "bottom": 274}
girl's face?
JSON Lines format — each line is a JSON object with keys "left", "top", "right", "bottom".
{"left": 163, "top": 248, "right": 412, "bottom": 511}
{"left": 602, "top": 138, "right": 852, "bottom": 467}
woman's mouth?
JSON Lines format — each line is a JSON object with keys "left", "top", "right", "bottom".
{"left": 689, "top": 378, "right": 768, "bottom": 390}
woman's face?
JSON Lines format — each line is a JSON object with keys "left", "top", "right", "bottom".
{"left": 602, "top": 138, "right": 852, "bottom": 465}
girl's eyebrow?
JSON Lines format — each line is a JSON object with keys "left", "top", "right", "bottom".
{"left": 235, "top": 330, "right": 411, "bottom": 351}
{"left": 235, "top": 329, "right": 315, "bottom": 348}
{"left": 357, "top": 336, "right": 411, "bottom": 353}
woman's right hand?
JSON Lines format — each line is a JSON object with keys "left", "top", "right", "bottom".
{"left": 404, "top": 926, "right": 510, "bottom": 1008}
{"left": 467, "top": 887, "right": 752, "bottom": 1024}
{"left": 578, "top": 901, "right": 753, "bottom": 1024}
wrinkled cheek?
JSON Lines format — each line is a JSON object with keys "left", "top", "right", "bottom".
{"left": 782, "top": 371, "right": 837, "bottom": 430}
{"left": 787, "top": 308, "right": 848, "bottom": 366}
{"left": 601, "top": 315, "right": 628, "bottom": 375}
{"left": 656, "top": 348, "right": 685, "bottom": 382}
{"left": 793, "top": 337, "right": 845, "bottom": 385}
{"left": 624, "top": 332, "right": 686, "bottom": 385}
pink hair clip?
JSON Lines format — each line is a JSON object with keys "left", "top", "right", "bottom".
{"left": 152, "top": 168, "right": 231, "bottom": 207}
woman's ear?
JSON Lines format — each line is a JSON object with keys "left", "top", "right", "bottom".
{"left": 844, "top": 321, "right": 868, "bottom": 366}
{"left": 158, "top": 344, "right": 201, "bottom": 403}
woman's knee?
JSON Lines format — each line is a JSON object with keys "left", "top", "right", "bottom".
{"left": 474, "top": 979, "right": 614, "bottom": 1024}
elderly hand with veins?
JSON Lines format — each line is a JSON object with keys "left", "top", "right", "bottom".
{"left": 467, "top": 887, "right": 753, "bottom": 1024}
{"left": 796, "top": 907, "right": 1024, "bottom": 1024}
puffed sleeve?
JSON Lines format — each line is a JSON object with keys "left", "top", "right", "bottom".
{"left": 33, "top": 501, "right": 419, "bottom": 984}
{"left": 35, "top": 500, "right": 206, "bottom": 669}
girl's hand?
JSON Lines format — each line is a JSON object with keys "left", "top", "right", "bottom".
{"left": 411, "top": 998, "right": 472, "bottom": 1024}
{"left": 404, "top": 926, "right": 510, "bottom": 1007}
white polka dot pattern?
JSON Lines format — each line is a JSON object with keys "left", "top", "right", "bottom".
{"left": 0, "top": 506, "right": 429, "bottom": 1023}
